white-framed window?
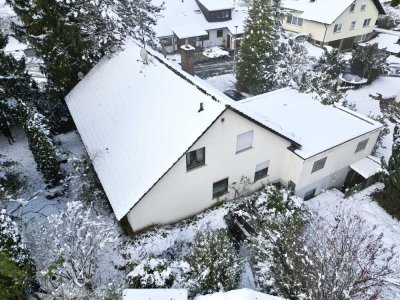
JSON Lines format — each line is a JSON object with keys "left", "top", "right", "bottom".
{"left": 361, "top": 4, "right": 366, "bottom": 11}
{"left": 186, "top": 147, "right": 205, "bottom": 170}
{"left": 333, "top": 24, "right": 342, "bottom": 33}
{"left": 236, "top": 130, "right": 254, "bottom": 153}
{"left": 350, "top": 21, "right": 356, "bottom": 30}
{"left": 254, "top": 161, "right": 269, "bottom": 182}
{"left": 212, "top": 177, "right": 228, "bottom": 198}
{"left": 363, "top": 18, "right": 371, "bottom": 27}
{"left": 311, "top": 157, "right": 327, "bottom": 173}
{"left": 349, "top": 3, "right": 356, "bottom": 12}
{"left": 355, "top": 139, "right": 369, "bottom": 153}
{"left": 286, "top": 14, "right": 304, "bottom": 26}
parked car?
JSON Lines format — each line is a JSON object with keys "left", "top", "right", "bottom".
{"left": 223, "top": 89, "right": 246, "bottom": 101}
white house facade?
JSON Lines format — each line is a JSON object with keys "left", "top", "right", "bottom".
{"left": 66, "top": 42, "right": 383, "bottom": 232}
{"left": 282, "top": 0, "right": 385, "bottom": 50}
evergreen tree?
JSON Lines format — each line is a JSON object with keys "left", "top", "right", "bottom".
{"left": 235, "top": 0, "right": 283, "bottom": 94}
{"left": 380, "top": 125, "right": 400, "bottom": 218}
{"left": 7, "top": 0, "right": 162, "bottom": 123}
{"left": 350, "top": 44, "right": 390, "bottom": 83}
{"left": 391, "top": 0, "right": 400, "bottom": 7}
{"left": 181, "top": 229, "right": 242, "bottom": 297}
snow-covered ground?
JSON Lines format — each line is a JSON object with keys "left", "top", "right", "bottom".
{"left": 202, "top": 46, "right": 229, "bottom": 59}
{"left": 362, "top": 32, "right": 400, "bottom": 54}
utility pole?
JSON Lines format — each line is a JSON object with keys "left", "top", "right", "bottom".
{"left": 233, "top": 25, "right": 238, "bottom": 74}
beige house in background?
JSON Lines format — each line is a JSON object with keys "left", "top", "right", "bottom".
{"left": 282, "top": 0, "right": 385, "bottom": 50}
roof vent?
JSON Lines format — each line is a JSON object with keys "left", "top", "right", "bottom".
{"left": 198, "top": 102, "right": 204, "bottom": 113}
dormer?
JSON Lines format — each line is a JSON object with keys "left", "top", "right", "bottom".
{"left": 196, "top": 0, "right": 234, "bottom": 22}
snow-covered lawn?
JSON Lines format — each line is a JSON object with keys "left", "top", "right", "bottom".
{"left": 204, "top": 73, "right": 236, "bottom": 92}
{"left": 362, "top": 32, "right": 400, "bottom": 54}
{"left": 308, "top": 184, "right": 400, "bottom": 299}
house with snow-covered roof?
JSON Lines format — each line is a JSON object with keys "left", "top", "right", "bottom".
{"left": 154, "top": 0, "right": 247, "bottom": 53}
{"left": 66, "top": 41, "right": 383, "bottom": 232}
{"left": 282, "top": 0, "right": 385, "bottom": 50}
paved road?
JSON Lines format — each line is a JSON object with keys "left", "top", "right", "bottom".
{"left": 194, "top": 56, "right": 234, "bottom": 79}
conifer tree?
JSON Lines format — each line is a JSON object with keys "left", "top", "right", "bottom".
{"left": 391, "top": 0, "right": 400, "bottom": 7}
{"left": 235, "top": 0, "right": 282, "bottom": 94}
{"left": 7, "top": 0, "right": 162, "bottom": 102}
{"left": 380, "top": 125, "right": 400, "bottom": 217}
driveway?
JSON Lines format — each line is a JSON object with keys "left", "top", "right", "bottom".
{"left": 194, "top": 56, "right": 234, "bottom": 79}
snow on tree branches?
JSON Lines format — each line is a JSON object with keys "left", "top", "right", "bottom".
{"left": 34, "top": 201, "right": 118, "bottom": 298}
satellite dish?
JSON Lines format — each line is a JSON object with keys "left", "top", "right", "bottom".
{"left": 140, "top": 48, "right": 148, "bottom": 64}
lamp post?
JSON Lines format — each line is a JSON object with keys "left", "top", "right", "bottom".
{"left": 233, "top": 25, "right": 238, "bottom": 74}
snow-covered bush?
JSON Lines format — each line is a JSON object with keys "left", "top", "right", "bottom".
{"left": 34, "top": 201, "right": 118, "bottom": 298}
{"left": 181, "top": 229, "right": 242, "bottom": 297}
{"left": 351, "top": 44, "right": 390, "bottom": 83}
{"left": 18, "top": 101, "right": 64, "bottom": 186}
{"left": 0, "top": 157, "right": 25, "bottom": 203}
{"left": 252, "top": 201, "right": 398, "bottom": 299}
{"left": 127, "top": 256, "right": 175, "bottom": 288}
{"left": 0, "top": 210, "right": 35, "bottom": 298}
{"left": 73, "top": 154, "right": 108, "bottom": 209}
{"left": 299, "top": 47, "right": 346, "bottom": 105}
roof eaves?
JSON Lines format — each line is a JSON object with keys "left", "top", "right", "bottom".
{"left": 124, "top": 108, "right": 228, "bottom": 218}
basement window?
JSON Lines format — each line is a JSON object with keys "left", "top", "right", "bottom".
{"left": 311, "top": 157, "right": 327, "bottom": 173}
{"left": 213, "top": 178, "right": 228, "bottom": 198}
{"left": 355, "top": 139, "right": 369, "bottom": 153}
{"left": 186, "top": 147, "right": 205, "bottom": 170}
{"left": 254, "top": 161, "right": 269, "bottom": 182}
{"left": 236, "top": 130, "right": 254, "bottom": 153}
{"left": 304, "top": 188, "right": 316, "bottom": 200}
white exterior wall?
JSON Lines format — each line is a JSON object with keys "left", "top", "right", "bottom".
{"left": 293, "top": 129, "right": 381, "bottom": 197}
{"left": 127, "top": 109, "right": 292, "bottom": 231}
{"left": 324, "top": 0, "right": 379, "bottom": 43}
{"left": 199, "top": 28, "right": 231, "bottom": 48}
{"left": 283, "top": 11, "right": 327, "bottom": 42}
{"left": 282, "top": 0, "right": 379, "bottom": 44}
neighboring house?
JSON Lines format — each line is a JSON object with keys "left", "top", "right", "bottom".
{"left": 282, "top": 0, "right": 385, "bottom": 50}
{"left": 154, "top": 0, "right": 247, "bottom": 53}
{"left": 66, "top": 41, "right": 382, "bottom": 232}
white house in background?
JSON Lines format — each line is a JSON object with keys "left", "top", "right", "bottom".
{"left": 154, "top": 0, "right": 247, "bottom": 53}
{"left": 282, "top": 0, "right": 385, "bottom": 50}
{"left": 66, "top": 41, "right": 382, "bottom": 232}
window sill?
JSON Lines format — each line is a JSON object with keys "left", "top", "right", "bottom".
{"left": 236, "top": 147, "right": 253, "bottom": 155}
{"left": 186, "top": 164, "right": 207, "bottom": 173}
{"left": 213, "top": 192, "right": 228, "bottom": 199}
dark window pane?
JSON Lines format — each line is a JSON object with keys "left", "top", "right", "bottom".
{"left": 312, "top": 157, "right": 327, "bottom": 173}
{"left": 287, "top": 14, "right": 292, "bottom": 24}
{"left": 186, "top": 147, "right": 205, "bottom": 170}
{"left": 213, "top": 178, "right": 228, "bottom": 198}
{"left": 254, "top": 168, "right": 268, "bottom": 182}
{"left": 304, "top": 189, "right": 316, "bottom": 200}
{"left": 355, "top": 139, "right": 369, "bottom": 153}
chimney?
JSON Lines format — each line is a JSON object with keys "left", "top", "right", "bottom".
{"left": 180, "top": 43, "right": 195, "bottom": 76}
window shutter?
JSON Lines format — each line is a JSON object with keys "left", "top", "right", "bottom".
{"left": 236, "top": 130, "right": 254, "bottom": 153}
{"left": 256, "top": 161, "right": 270, "bottom": 172}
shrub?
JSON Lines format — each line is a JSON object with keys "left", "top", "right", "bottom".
{"left": 181, "top": 229, "right": 242, "bottom": 297}
{"left": 350, "top": 44, "right": 390, "bottom": 83}
{"left": 127, "top": 256, "right": 175, "bottom": 288}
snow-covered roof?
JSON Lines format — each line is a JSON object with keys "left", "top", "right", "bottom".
{"left": 235, "top": 88, "right": 383, "bottom": 159}
{"left": 194, "top": 288, "right": 286, "bottom": 300}
{"left": 350, "top": 155, "right": 383, "bottom": 179}
{"left": 173, "top": 25, "right": 208, "bottom": 39}
{"left": 66, "top": 41, "right": 225, "bottom": 220}
{"left": 282, "top": 0, "right": 384, "bottom": 24}
{"left": 197, "top": 0, "right": 234, "bottom": 11}
{"left": 154, "top": 0, "right": 247, "bottom": 37}
{"left": 123, "top": 289, "right": 188, "bottom": 300}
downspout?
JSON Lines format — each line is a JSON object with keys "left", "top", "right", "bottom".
{"left": 322, "top": 23, "right": 328, "bottom": 46}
